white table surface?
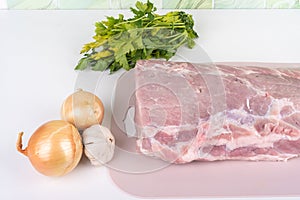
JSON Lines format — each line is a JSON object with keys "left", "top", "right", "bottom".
{"left": 1, "top": 9, "right": 300, "bottom": 200}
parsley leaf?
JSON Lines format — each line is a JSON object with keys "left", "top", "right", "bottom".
{"left": 76, "top": 0, "right": 198, "bottom": 73}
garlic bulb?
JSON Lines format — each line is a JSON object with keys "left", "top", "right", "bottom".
{"left": 16, "top": 120, "right": 83, "bottom": 176}
{"left": 61, "top": 89, "right": 104, "bottom": 130}
{"left": 82, "top": 125, "right": 115, "bottom": 166}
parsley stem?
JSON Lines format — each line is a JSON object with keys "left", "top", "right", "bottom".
{"left": 115, "top": 15, "right": 147, "bottom": 27}
{"left": 173, "top": 33, "right": 188, "bottom": 49}
{"left": 152, "top": 24, "right": 186, "bottom": 29}
{"left": 111, "top": 29, "right": 124, "bottom": 32}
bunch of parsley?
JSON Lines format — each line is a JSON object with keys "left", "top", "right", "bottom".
{"left": 75, "top": 0, "right": 198, "bottom": 73}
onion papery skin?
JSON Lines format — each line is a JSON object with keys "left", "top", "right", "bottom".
{"left": 61, "top": 89, "right": 104, "bottom": 130}
{"left": 17, "top": 120, "right": 83, "bottom": 176}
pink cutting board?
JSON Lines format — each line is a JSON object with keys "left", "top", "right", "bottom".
{"left": 108, "top": 62, "right": 300, "bottom": 198}
{"left": 109, "top": 159, "right": 300, "bottom": 198}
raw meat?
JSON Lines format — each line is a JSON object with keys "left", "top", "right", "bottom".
{"left": 134, "top": 60, "right": 300, "bottom": 163}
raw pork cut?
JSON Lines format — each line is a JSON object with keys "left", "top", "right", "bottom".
{"left": 134, "top": 60, "right": 300, "bottom": 163}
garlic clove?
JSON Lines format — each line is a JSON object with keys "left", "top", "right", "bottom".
{"left": 82, "top": 125, "right": 115, "bottom": 166}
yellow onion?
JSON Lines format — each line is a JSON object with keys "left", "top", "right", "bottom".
{"left": 16, "top": 120, "right": 83, "bottom": 176}
{"left": 61, "top": 89, "right": 104, "bottom": 130}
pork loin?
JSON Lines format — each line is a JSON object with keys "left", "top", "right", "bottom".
{"left": 134, "top": 60, "right": 300, "bottom": 163}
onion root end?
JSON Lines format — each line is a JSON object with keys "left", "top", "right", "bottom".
{"left": 17, "top": 132, "right": 28, "bottom": 156}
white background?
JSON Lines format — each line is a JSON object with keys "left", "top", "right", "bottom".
{"left": 1, "top": 9, "right": 300, "bottom": 200}
{"left": 0, "top": 0, "right": 7, "bottom": 9}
